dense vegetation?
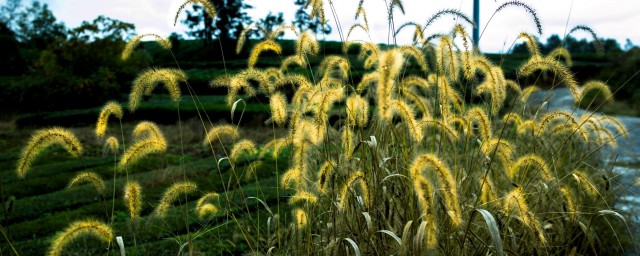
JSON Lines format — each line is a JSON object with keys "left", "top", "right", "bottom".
{"left": 1, "top": 0, "right": 638, "bottom": 255}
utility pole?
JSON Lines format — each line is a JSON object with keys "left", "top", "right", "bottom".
{"left": 473, "top": 0, "right": 480, "bottom": 49}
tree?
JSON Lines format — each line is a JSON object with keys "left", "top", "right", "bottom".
{"left": 182, "top": 0, "right": 252, "bottom": 47}
{"left": 293, "top": 0, "right": 331, "bottom": 35}
{"left": 14, "top": 1, "right": 66, "bottom": 48}
{"left": 0, "top": 20, "right": 26, "bottom": 75}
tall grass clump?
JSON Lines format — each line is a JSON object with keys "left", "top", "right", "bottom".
{"left": 13, "top": 1, "right": 634, "bottom": 255}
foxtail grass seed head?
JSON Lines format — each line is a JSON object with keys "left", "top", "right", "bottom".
{"left": 17, "top": 128, "right": 83, "bottom": 178}
{"left": 249, "top": 40, "right": 282, "bottom": 68}
{"left": 377, "top": 50, "right": 404, "bottom": 121}
{"left": 95, "top": 101, "right": 123, "bottom": 138}
{"left": 504, "top": 188, "right": 546, "bottom": 244}
{"left": 577, "top": 80, "right": 613, "bottom": 107}
{"left": 519, "top": 57, "right": 579, "bottom": 100}
{"left": 133, "top": 121, "right": 165, "bottom": 142}
{"left": 121, "top": 34, "right": 171, "bottom": 61}
{"left": 599, "top": 115, "right": 628, "bottom": 139}
{"left": 494, "top": 1, "right": 542, "bottom": 35}
{"left": 196, "top": 192, "right": 220, "bottom": 218}
{"left": 204, "top": 124, "right": 240, "bottom": 146}
{"left": 294, "top": 208, "right": 308, "bottom": 229}
{"left": 47, "top": 220, "right": 113, "bottom": 256}
{"left": 174, "top": 0, "right": 216, "bottom": 26}
{"left": 119, "top": 137, "right": 167, "bottom": 169}
{"left": 124, "top": 181, "right": 142, "bottom": 224}
{"left": 568, "top": 25, "right": 603, "bottom": 54}
{"left": 560, "top": 186, "right": 577, "bottom": 218}
{"left": 230, "top": 139, "right": 257, "bottom": 161}
{"left": 548, "top": 47, "right": 572, "bottom": 67}
{"left": 67, "top": 172, "right": 105, "bottom": 195}
{"left": 391, "top": 100, "right": 424, "bottom": 141}
{"left": 410, "top": 153, "right": 462, "bottom": 227}
{"left": 317, "top": 161, "right": 334, "bottom": 193}
{"left": 154, "top": 181, "right": 198, "bottom": 217}
{"left": 129, "top": 68, "right": 186, "bottom": 112}
{"left": 338, "top": 171, "right": 369, "bottom": 211}
{"left": 467, "top": 107, "right": 492, "bottom": 141}
{"left": 289, "top": 191, "right": 318, "bottom": 205}
{"left": 270, "top": 92, "right": 288, "bottom": 126}
{"left": 282, "top": 167, "right": 302, "bottom": 189}
{"left": 346, "top": 95, "right": 369, "bottom": 127}
{"left": 509, "top": 154, "right": 551, "bottom": 182}
{"left": 104, "top": 136, "right": 119, "bottom": 153}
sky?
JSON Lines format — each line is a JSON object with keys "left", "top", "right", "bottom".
{"left": 4, "top": 0, "right": 640, "bottom": 53}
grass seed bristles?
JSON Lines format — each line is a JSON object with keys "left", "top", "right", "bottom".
{"left": 571, "top": 170, "right": 598, "bottom": 199}
{"left": 270, "top": 92, "right": 288, "bottom": 126}
{"left": 355, "top": 4, "right": 369, "bottom": 30}
{"left": 517, "top": 120, "right": 536, "bottom": 135}
{"left": 410, "top": 153, "right": 462, "bottom": 227}
{"left": 47, "top": 220, "right": 113, "bottom": 256}
{"left": 437, "top": 35, "right": 458, "bottom": 81}
{"left": 568, "top": 25, "right": 603, "bottom": 54}
{"left": 502, "top": 113, "right": 522, "bottom": 126}
{"left": 509, "top": 154, "right": 551, "bottom": 182}
{"left": 356, "top": 72, "right": 379, "bottom": 93}
{"left": 133, "top": 121, "right": 165, "bottom": 142}
{"left": 174, "top": 0, "right": 216, "bottom": 26}
{"left": 294, "top": 208, "right": 308, "bottom": 229}
{"left": 493, "top": 1, "right": 542, "bottom": 35}
{"left": 467, "top": 107, "right": 492, "bottom": 141}
{"left": 230, "top": 139, "right": 257, "bottom": 161}
{"left": 96, "top": 101, "right": 123, "bottom": 138}
{"left": 67, "top": 172, "right": 105, "bottom": 195}
{"left": 307, "top": 0, "right": 325, "bottom": 25}
{"left": 236, "top": 23, "right": 259, "bottom": 54}
{"left": 400, "top": 87, "right": 431, "bottom": 119}
{"left": 452, "top": 24, "right": 474, "bottom": 78}
{"left": 338, "top": 171, "right": 369, "bottom": 211}
{"left": 311, "top": 87, "right": 344, "bottom": 124}
{"left": 123, "top": 181, "right": 143, "bottom": 225}
{"left": 281, "top": 55, "right": 306, "bottom": 70}
{"left": 249, "top": 40, "right": 282, "bottom": 69}
{"left": 390, "top": 0, "right": 405, "bottom": 14}
{"left": 377, "top": 50, "right": 404, "bottom": 121}
{"left": 560, "top": 186, "right": 577, "bottom": 219}
{"left": 395, "top": 22, "right": 425, "bottom": 45}
{"left": 505, "top": 79, "right": 522, "bottom": 95}
{"left": 346, "top": 95, "right": 369, "bottom": 127}
{"left": 342, "top": 127, "right": 355, "bottom": 159}
{"left": 121, "top": 33, "right": 171, "bottom": 61}
{"left": 401, "top": 75, "right": 432, "bottom": 92}
{"left": 481, "top": 138, "right": 514, "bottom": 166}
{"left": 391, "top": 100, "right": 424, "bottom": 141}
{"left": 551, "top": 123, "right": 590, "bottom": 142}
{"left": 268, "top": 25, "right": 298, "bottom": 40}
{"left": 317, "top": 161, "right": 334, "bottom": 193}
{"left": 296, "top": 32, "right": 319, "bottom": 58}
{"left": 282, "top": 167, "right": 303, "bottom": 189}
{"left": 129, "top": 68, "right": 186, "bottom": 112}
{"left": 577, "top": 80, "right": 613, "bottom": 107}
{"left": 517, "top": 32, "right": 541, "bottom": 56}
{"left": 119, "top": 137, "right": 167, "bottom": 169}
{"left": 104, "top": 136, "right": 119, "bottom": 153}
{"left": 204, "top": 124, "right": 240, "bottom": 146}
{"left": 518, "top": 57, "right": 579, "bottom": 100}
{"left": 520, "top": 85, "right": 540, "bottom": 102}
{"left": 399, "top": 45, "right": 428, "bottom": 72}
{"left": 318, "top": 56, "right": 350, "bottom": 81}
{"left": 196, "top": 192, "right": 219, "bottom": 218}
{"left": 503, "top": 188, "right": 546, "bottom": 244}
{"left": 598, "top": 115, "right": 628, "bottom": 139}
{"left": 421, "top": 119, "right": 459, "bottom": 142}
{"left": 17, "top": 127, "right": 83, "bottom": 178}
{"left": 289, "top": 191, "right": 318, "bottom": 205}
{"left": 423, "top": 9, "right": 474, "bottom": 32}
{"left": 154, "top": 181, "right": 198, "bottom": 217}
{"left": 479, "top": 176, "right": 498, "bottom": 207}
{"left": 548, "top": 47, "right": 572, "bottom": 67}
{"left": 347, "top": 23, "right": 369, "bottom": 40}
{"left": 537, "top": 111, "right": 576, "bottom": 135}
